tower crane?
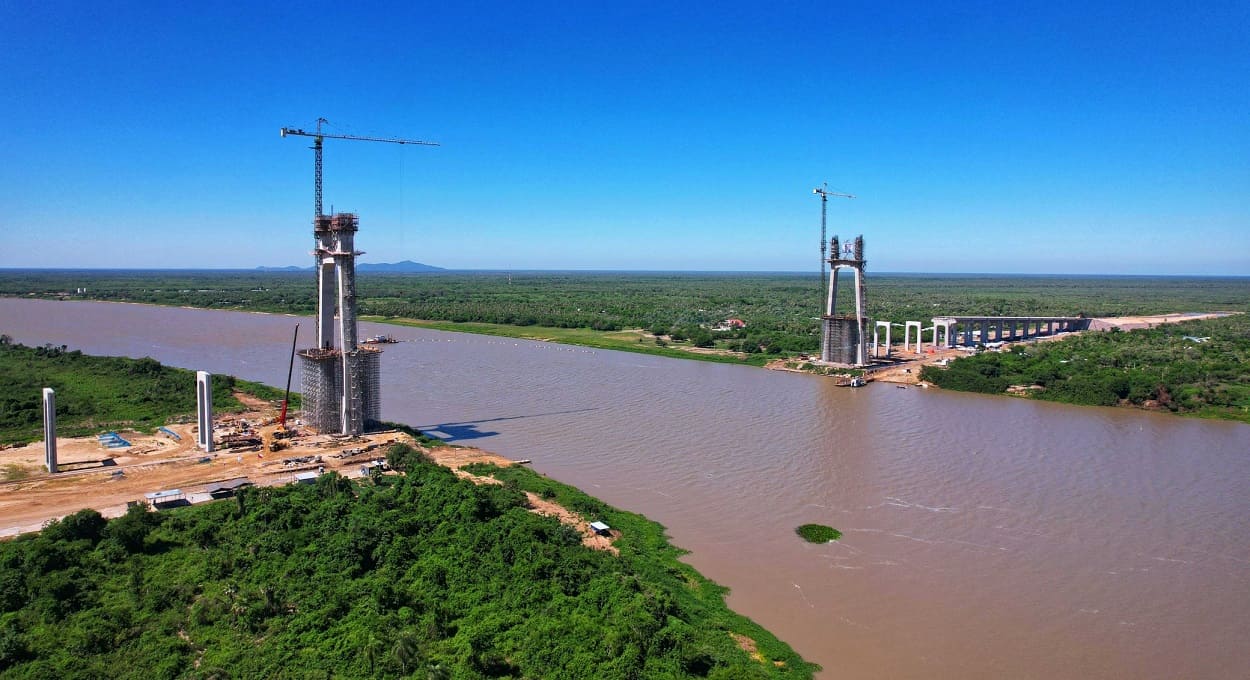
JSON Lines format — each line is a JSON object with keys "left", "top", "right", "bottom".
{"left": 813, "top": 182, "right": 855, "bottom": 298}
{"left": 280, "top": 117, "right": 439, "bottom": 217}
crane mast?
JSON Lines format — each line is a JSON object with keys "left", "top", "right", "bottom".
{"left": 279, "top": 119, "right": 438, "bottom": 437}
{"left": 280, "top": 117, "right": 440, "bottom": 217}
{"left": 813, "top": 183, "right": 855, "bottom": 300}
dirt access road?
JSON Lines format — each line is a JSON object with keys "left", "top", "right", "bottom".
{"left": 1, "top": 396, "right": 619, "bottom": 553}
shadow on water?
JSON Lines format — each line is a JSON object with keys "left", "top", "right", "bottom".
{"left": 419, "top": 407, "right": 601, "bottom": 443}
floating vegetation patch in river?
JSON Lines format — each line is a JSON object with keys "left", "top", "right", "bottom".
{"left": 796, "top": 524, "right": 842, "bottom": 543}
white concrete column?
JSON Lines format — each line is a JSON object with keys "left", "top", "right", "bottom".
{"left": 826, "top": 267, "right": 839, "bottom": 316}
{"left": 853, "top": 269, "right": 866, "bottom": 366}
{"left": 317, "top": 259, "right": 336, "bottom": 350}
{"left": 43, "top": 388, "right": 57, "bottom": 473}
{"left": 905, "top": 321, "right": 923, "bottom": 354}
{"left": 874, "top": 321, "right": 892, "bottom": 358}
{"left": 196, "top": 371, "right": 214, "bottom": 452}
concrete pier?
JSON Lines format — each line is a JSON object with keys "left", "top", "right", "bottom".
{"left": 42, "top": 388, "right": 57, "bottom": 473}
{"left": 820, "top": 234, "right": 869, "bottom": 366}
{"left": 873, "top": 320, "right": 892, "bottom": 358}
{"left": 196, "top": 371, "right": 213, "bottom": 452}
{"left": 936, "top": 316, "right": 1090, "bottom": 347}
{"left": 904, "top": 321, "right": 923, "bottom": 354}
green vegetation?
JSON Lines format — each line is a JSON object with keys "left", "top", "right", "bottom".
{"left": 4, "top": 271, "right": 1248, "bottom": 360}
{"left": 0, "top": 338, "right": 291, "bottom": 446}
{"left": 0, "top": 445, "right": 816, "bottom": 678}
{"left": 369, "top": 317, "right": 774, "bottom": 366}
{"left": 922, "top": 314, "right": 1250, "bottom": 421}
{"left": 794, "top": 525, "right": 841, "bottom": 543}
{"left": 4, "top": 270, "right": 1249, "bottom": 420}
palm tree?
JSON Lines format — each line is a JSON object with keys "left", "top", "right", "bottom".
{"left": 361, "top": 634, "right": 383, "bottom": 676}
{"left": 393, "top": 632, "right": 420, "bottom": 675}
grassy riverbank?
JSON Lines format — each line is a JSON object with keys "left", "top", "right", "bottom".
{"left": 0, "top": 339, "right": 290, "bottom": 446}
{"left": 363, "top": 316, "right": 774, "bottom": 366}
{"left": 921, "top": 314, "right": 1250, "bottom": 423}
{"left": 0, "top": 344, "right": 816, "bottom": 677}
{"left": 5, "top": 270, "right": 1250, "bottom": 422}
{"left": 0, "top": 450, "right": 815, "bottom": 678}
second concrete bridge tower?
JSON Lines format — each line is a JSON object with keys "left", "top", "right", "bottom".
{"left": 821, "top": 234, "right": 869, "bottom": 366}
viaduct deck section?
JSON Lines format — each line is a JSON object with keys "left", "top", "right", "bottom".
{"left": 932, "top": 316, "right": 1090, "bottom": 348}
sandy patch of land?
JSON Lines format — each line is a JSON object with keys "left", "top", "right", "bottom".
{"left": 425, "top": 447, "right": 515, "bottom": 470}
{"left": 1089, "top": 311, "right": 1236, "bottom": 331}
{"left": 0, "top": 414, "right": 408, "bottom": 537}
{"left": 2, "top": 398, "right": 618, "bottom": 555}
{"left": 524, "top": 492, "right": 619, "bottom": 554}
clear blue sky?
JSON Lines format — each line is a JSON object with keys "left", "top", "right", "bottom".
{"left": 2, "top": 1, "right": 1246, "bottom": 274}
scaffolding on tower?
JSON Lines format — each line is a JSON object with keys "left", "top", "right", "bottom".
{"left": 282, "top": 120, "right": 437, "bottom": 435}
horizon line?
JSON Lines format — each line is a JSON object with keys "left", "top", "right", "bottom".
{"left": 2, "top": 266, "right": 1248, "bottom": 278}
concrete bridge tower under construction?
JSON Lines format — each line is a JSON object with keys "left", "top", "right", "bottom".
{"left": 821, "top": 234, "right": 869, "bottom": 366}
{"left": 298, "top": 213, "right": 381, "bottom": 435}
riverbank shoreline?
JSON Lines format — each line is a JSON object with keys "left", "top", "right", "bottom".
{"left": 3, "top": 295, "right": 1249, "bottom": 678}
{"left": 6, "top": 296, "right": 1242, "bottom": 425}
{"left": 1, "top": 392, "right": 819, "bottom": 676}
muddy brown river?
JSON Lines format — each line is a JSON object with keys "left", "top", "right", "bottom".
{"left": 4, "top": 298, "right": 1249, "bottom": 678}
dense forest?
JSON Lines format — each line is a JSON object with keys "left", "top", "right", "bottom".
{"left": 4, "top": 270, "right": 1248, "bottom": 359}
{"left": 0, "top": 444, "right": 815, "bottom": 679}
{"left": 3, "top": 270, "right": 1248, "bottom": 420}
{"left": 921, "top": 314, "right": 1250, "bottom": 421}
{"left": 0, "top": 338, "right": 288, "bottom": 446}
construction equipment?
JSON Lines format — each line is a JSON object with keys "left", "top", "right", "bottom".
{"left": 813, "top": 183, "right": 855, "bottom": 299}
{"left": 280, "top": 118, "right": 439, "bottom": 217}
{"left": 278, "top": 323, "right": 299, "bottom": 430}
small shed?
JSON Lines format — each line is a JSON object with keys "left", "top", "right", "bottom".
{"left": 204, "top": 477, "right": 253, "bottom": 499}
{"left": 359, "top": 460, "right": 387, "bottom": 476}
{"left": 294, "top": 471, "right": 319, "bottom": 485}
{"left": 144, "top": 488, "right": 185, "bottom": 508}
{"left": 589, "top": 521, "right": 611, "bottom": 536}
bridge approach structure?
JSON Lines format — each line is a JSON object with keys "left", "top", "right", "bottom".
{"left": 930, "top": 316, "right": 1091, "bottom": 349}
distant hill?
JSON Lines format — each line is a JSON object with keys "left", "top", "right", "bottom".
{"left": 254, "top": 265, "right": 306, "bottom": 272}
{"left": 256, "top": 260, "right": 444, "bottom": 273}
{"left": 358, "top": 260, "right": 445, "bottom": 272}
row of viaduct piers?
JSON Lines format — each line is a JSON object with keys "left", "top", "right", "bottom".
{"left": 872, "top": 316, "right": 1092, "bottom": 357}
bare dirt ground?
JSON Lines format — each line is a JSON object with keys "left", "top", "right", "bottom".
{"left": 1, "top": 395, "right": 618, "bottom": 553}
{"left": 1089, "top": 311, "right": 1236, "bottom": 331}
{"left": 0, "top": 411, "right": 408, "bottom": 537}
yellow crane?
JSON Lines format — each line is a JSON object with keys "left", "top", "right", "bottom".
{"left": 280, "top": 117, "right": 439, "bottom": 217}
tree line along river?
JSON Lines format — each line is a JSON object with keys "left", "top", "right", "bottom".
{"left": 4, "top": 297, "right": 1249, "bottom": 679}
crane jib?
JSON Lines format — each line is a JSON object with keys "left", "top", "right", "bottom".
{"left": 280, "top": 122, "right": 440, "bottom": 218}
